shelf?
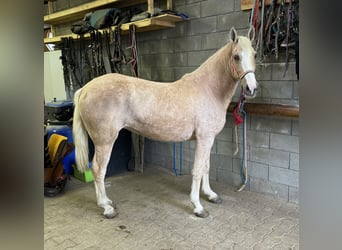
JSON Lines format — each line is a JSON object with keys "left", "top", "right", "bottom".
{"left": 227, "top": 103, "right": 299, "bottom": 118}
{"left": 44, "top": 0, "right": 147, "bottom": 25}
{"left": 241, "top": 0, "right": 294, "bottom": 11}
{"left": 44, "top": 14, "right": 182, "bottom": 44}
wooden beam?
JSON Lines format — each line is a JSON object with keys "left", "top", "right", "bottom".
{"left": 227, "top": 103, "right": 299, "bottom": 118}
{"left": 148, "top": 0, "right": 154, "bottom": 15}
{"left": 166, "top": 0, "right": 172, "bottom": 10}
{"left": 44, "top": 14, "right": 182, "bottom": 44}
{"left": 241, "top": 0, "right": 296, "bottom": 11}
{"left": 44, "top": 0, "right": 147, "bottom": 24}
{"left": 47, "top": 1, "right": 56, "bottom": 36}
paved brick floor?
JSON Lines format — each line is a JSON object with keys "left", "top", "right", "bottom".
{"left": 44, "top": 165, "right": 299, "bottom": 250}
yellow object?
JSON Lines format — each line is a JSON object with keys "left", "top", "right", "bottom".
{"left": 48, "top": 134, "right": 67, "bottom": 161}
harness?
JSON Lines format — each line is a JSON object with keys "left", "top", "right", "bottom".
{"left": 127, "top": 24, "right": 139, "bottom": 77}
{"left": 250, "top": 0, "right": 298, "bottom": 76}
{"left": 112, "top": 25, "right": 126, "bottom": 73}
{"left": 78, "top": 34, "right": 92, "bottom": 86}
{"left": 89, "top": 30, "right": 106, "bottom": 77}
{"left": 250, "top": 0, "right": 260, "bottom": 43}
{"left": 230, "top": 55, "right": 255, "bottom": 81}
{"left": 228, "top": 50, "right": 255, "bottom": 97}
{"left": 104, "top": 29, "right": 114, "bottom": 73}
{"left": 59, "top": 37, "right": 81, "bottom": 99}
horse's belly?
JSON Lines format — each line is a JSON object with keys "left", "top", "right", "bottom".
{"left": 126, "top": 119, "right": 195, "bottom": 142}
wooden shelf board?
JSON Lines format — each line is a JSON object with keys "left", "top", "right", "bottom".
{"left": 228, "top": 102, "right": 299, "bottom": 118}
{"left": 44, "top": 14, "right": 183, "bottom": 44}
{"left": 44, "top": 0, "right": 146, "bottom": 25}
{"left": 241, "top": 0, "right": 295, "bottom": 11}
{"left": 121, "top": 14, "right": 181, "bottom": 31}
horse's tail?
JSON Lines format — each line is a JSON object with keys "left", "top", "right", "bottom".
{"left": 73, "top": 88, "right": 89, "bottom": 173}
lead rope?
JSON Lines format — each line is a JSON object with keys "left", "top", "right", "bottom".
{"left": 257, "top": 0, "right": 265, "bottom": 61}
{"left": 233, "top": 89, "right": 248, "bottom": 192}
{"left": 237, "top": 107, "right": 248, "bottom": 192}
{"left": 172, "top": 142, "right": 183, "bottom": 176}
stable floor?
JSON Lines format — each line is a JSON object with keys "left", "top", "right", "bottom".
{"left": 44, "top": 165, "right": 299, "bottom": 250}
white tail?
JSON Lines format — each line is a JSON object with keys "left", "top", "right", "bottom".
{"left": 73, "top": 88, "right": 89, "bottom": 173}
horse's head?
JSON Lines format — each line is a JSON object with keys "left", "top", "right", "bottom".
{"left": 228, "top": 27, "right": 258, "bottom": 98}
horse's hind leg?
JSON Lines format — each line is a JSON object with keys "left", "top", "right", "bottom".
{"left": 202, "top": 156, "right": 222, "bottom": 204}
{"left": 92, "top": 138, "right": 117, "bottom": 219}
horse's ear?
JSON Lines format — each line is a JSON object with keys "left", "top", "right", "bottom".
{"left": 248, "top": 25, "right": 255, "bottom": 42}
{"left": 229, "top": 27, "right": 238, "bottom": 44}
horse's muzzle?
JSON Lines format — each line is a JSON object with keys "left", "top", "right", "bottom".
{"left": 244, "top": 82, "right": 258, "bottom": 98}
{"left": 239, "top": 70, "right": 258, "bottom": 98}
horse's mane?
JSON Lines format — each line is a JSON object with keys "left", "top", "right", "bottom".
{"left": 199, "top": 42, "right": 232, "bottom": 69}
{"left": 181, "top": 41, "right": 233, "bottom": 82}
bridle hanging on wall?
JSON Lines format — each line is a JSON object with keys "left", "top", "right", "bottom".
{"left": 249, "top": 0, "right": 299, "bottom": 77}
{"left": 126, "top": 24, "right": 138, "bottom": 77}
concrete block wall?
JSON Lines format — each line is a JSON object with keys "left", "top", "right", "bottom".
{"left": 137, "top": 0, "right": 299, "bottom": 203}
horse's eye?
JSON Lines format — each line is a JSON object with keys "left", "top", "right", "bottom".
{"left": 234, "top": 55, "right": 240, "bottom": 61}
{"left": 254, "top": 53, "right": 257, "bottom": 59}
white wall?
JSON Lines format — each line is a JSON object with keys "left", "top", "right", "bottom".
{"left": 44, "top": 50, "right": 66, "bottom": 103}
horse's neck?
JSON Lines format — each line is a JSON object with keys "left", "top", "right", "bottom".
{"left": 187, "top": 43, "right": 238, "bottom": 109}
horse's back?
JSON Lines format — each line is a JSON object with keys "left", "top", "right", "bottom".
{"left": 77, "top": 73, "right": 198, "bottom": 142}
{"left": 78, "top": 72, "right": 228, "bottom": 142}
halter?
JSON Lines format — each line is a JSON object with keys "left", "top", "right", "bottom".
{"left": 229, "top": 55, "right": 255, "bottom": 82}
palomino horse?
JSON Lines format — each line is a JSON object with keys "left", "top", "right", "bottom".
{"left": 73, "top": 27, "right": 258, "bottom": 218}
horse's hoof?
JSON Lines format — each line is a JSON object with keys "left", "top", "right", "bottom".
{"left": 103, "top": 205, "right": 118, "bottom": 219}
{"left": 104, "top": 211, "right": 118, "bottom": 219}
{"left": 194, "top": 209, "right": 209, "bottom": 218}
{"left": 209, "top": 196, "right": 223, "bottom": 204}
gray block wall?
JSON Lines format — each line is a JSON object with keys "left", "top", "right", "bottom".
{"left": 137, "top": 0, "right": 299, "bottom": 204}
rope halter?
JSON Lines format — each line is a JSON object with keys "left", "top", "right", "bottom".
{"left": 229, "top": 55, "right": 255, "bottom": 83}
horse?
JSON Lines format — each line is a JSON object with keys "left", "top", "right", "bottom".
{"left": 72, "top": 27, "right": 258, "bottom": 219}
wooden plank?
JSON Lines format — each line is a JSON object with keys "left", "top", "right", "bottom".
{"left": 154, "top": 13, "right": 182, "bottom": 22}
{"left": 166, "top": 0, "right": 172, "bottom": 10}
{"left": 241, "top": 0, "right": 295, "bottom": 11}
{"left": 227, "top": 103, "right": 299, "bottom": 118}
{"left": 121, "top": 18, "right": 152, "bottom": 31}
{"left": 44, "top": 14, "right": 181, "bottom": 44}
{"left": 44, "top": 33, "right": 84, "bottom": 44}
{"left": 44, "top": 0, "right": 146, "bottom": 24}
{"left": 47, "top": 1, "right": 56, "bottom": 36}
{"left": 121, "top": 14, "right": 179, "bottom": 30}
{"left": 146, "top": 19, "right": 175, "bottom": 29}
{"left": 148, "top": 0, "right": 154, "bottom": 15}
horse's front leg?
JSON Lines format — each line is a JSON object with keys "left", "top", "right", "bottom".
{"left": 190, "top": 137, "right": 214, "bottom": 218}
{"left": 92, "top": 143, "right": 117, "bottom": 219}
{"left": 202, "top": 156, "right": 222, "bottom": 204}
